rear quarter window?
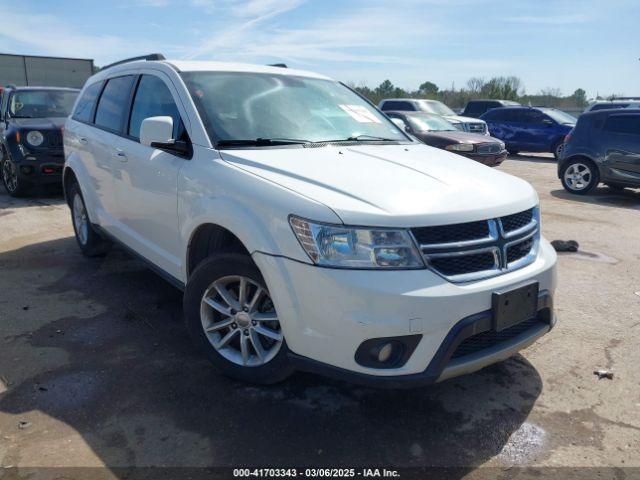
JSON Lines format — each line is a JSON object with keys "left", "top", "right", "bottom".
{"left": 72, "top": 81, "right": 104, "bottom": 123}
{"left": 94, "top": 76, "right": 136, "bottom": 133}
{"left": 603, "top": 114, "right": 640, "bottom": 135}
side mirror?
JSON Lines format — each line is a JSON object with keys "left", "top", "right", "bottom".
{"left": 140, "top": 116, "right": 191, "bottom": 157}
{"left": 140, "top": 116, "right": 174, "bottom": 147}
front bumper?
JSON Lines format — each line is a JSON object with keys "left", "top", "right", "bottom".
{"left": 459, "top": 149, "right": 508, "bottom": 167}
{"left": 12, "top": 148, "right": 64, "bottom": 185}
{"left": 253, "top": 239, "right": 557, "bottom": 385}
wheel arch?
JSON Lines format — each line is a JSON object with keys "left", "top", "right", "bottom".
{"left": 186, "top": 223, "right": 250, "bottom": 278}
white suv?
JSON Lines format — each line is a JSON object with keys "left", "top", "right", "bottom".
{"left": 63, "top": 54, "right": 557, "bottom": 386}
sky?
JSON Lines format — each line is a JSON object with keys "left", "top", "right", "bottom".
{"left": 0, "top": 0, "right": 637, "bottom": 98}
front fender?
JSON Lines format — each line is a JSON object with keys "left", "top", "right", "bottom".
{"left": 178, "top": 156, "right": 342, "bottom": 282}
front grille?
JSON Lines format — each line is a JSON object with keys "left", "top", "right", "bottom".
{"left": 507, "top": 237, "right": 534, "bottom": 264}
{"left": 476, "top": 143, "right": 502, "bottom": 154}
{"left": 451, "top": 317, "right": 542, "bottom": 359}
{"left": 47, "top": 131, "right": 63, "bottom": 148}
{"left": 466, "top": 122, "right": 487, "bottom": 134}
{"left": 412, "top": 221, "right": 489, "bottom": 245}
{"left": 501, "top": 209, "right": 533, "bottom": 233}
{"left": 411, "top": 208, "right": 538, "bottom": 282}
{"left": 430, "top": 252, "right": 496, "bottom": 276}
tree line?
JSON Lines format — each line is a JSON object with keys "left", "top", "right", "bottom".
{"left": 350, "top": 76, "right": 597, "bottom": 111}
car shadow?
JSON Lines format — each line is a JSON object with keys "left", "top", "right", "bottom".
{"left": 0, "top": 184, "right": 65, "bottom": 210}
{"left": 550, "top": 186, "right": 640, "bottom": 210}
{"left": 0, "top": 237, "right": 545, "bottom": 473}
{"left": 507, "top": 153, "right": 556, "bottom": 164}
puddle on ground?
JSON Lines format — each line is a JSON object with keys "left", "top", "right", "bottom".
{"left": 557, "top": 250, "right": 619, "bottom": 264}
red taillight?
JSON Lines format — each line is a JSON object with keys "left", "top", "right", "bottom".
{"left": 42, "top": 166, "right": 55, "bottom": 174}
{"left": 564, "top": 130, "right": 573, "bottom": 143}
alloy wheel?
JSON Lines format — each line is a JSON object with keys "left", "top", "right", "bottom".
{"left": 2, "top": 159, "right": 18, "bottom": 193}
{"left": 564, "top": 163, "right": 592, "bottom": 191}
{"left": 72, "top": 193, "right": 89, "bottom": 245}
{"left": 200, "top": 275, "right": 283, "bottom": 367}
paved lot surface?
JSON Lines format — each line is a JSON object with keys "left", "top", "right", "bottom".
{"left": 0, "top": 155, "right": 639, "bottom": 474}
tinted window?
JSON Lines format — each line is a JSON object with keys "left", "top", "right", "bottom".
{"left": 381, "top": 101, "right": 415, "bottom": 111}
{"left": 603, "top": 114, "right": 640, "bottom": 135}
{"left": 486, "top": 109, "right": 520, "bottom": 122}
{"left": 465, "top": 102, "right": 491, "bottom": 115}
{"left": 94, "top": 76, "right": 136, "bottom": 133}
{"left": 520, "top": 110, "right": 546, "bottom": 124}
{"left": 73, "top": 81, "right": 103, "bottom": 123}
{"left": 129, "top": 75, "right": 183, "bottom": 140}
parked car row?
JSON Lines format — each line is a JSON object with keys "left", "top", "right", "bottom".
{"left": 52, "top": 54, "right": 558, "bottom": 387}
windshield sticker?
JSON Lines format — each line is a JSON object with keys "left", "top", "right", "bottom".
{"left": 339, "top": 104, "right": 382, "bottom": 123}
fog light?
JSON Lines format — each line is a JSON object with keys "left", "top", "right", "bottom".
{"left": 20, "top": 165, "right": 34, "bottom": 175}
{"left": 377, "top": 343, "right": 394, "bottom": 363}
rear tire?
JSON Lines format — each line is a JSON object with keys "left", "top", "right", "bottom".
{"left": 560, "top": 158, "right": 599, "bottom": 195}
{"left": 184, "top": 253, "right": 294, "bottom": 385}
{"left": 68, "top": 182, "right": 111, "bottom": 256}
{"left": 553, "top": 140, "right": 565, "bottom": 160}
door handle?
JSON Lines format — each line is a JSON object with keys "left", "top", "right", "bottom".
{"left": 79, "top": 137, "right": 88, "bottom": 144}
{"left": 113, "top": 150, "right": 128, "bottom": 162}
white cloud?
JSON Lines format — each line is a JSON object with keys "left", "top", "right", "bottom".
{"left": 505, "top": 13, "right": 591, "bottom": 25}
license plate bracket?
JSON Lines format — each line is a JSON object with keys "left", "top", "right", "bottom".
{"left": 492, "top": 282, "right": 539, "bottom": 332}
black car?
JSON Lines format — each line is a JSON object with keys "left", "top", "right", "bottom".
{"left": 558, "top": 109, "right": 640, "bottom": 194}
{"left": 386, "top": 111, "right": 507, "bottom": 166}
{"left": 0, "top": 85, "right": 79, "bottom": 196}
{"left": 461, "top": 99, "right": 520, "bottom": 118}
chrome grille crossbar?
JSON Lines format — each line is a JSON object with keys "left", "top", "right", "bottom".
{"left": 411, "top": 208, "right": 540, "bottom": 283}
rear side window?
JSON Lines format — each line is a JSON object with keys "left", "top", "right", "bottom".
{"left": 465, "top": 102, "right": 488, "bottom": 116}
{"left": 486, "top": 109, "right": 519, "bottom": 122}
{"left": 94, "top": 76, "right": 136, "bottom": 133}
{"left": 72, "top": 81, "right": 103, "bottom": 123}
{"left": 603, "top": 114, "right": 640, "bottom": 135}
{"left": 381, "top": 101, "right": 415, "bottom": 111}
{"left": 128, "top": 75, "right": 183, "bottom": 140}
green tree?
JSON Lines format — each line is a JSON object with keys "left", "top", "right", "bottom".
{"left": 418, "top": 81, "right": 439, "bottom": 96}
{"left": 572, "top": 88, "right": 588, "bottom": 108}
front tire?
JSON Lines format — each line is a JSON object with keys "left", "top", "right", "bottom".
{"left": 68, "top": 182, "right": 111, "bottom": 256}
{"left": 561, "top": 158, "right": 599, "bottom": 195}
{"left": 184, "top": 253, "right": 294, "bottom": 384}
{"left": 1, "top": 155, "right": 28, "bottom": 197}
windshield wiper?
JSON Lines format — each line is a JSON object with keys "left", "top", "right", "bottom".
{"left": 322, "top": 134, "right": 402, "bottom": 143}
{"left": 217, "top": 138, "right": 311, "bottom": 148}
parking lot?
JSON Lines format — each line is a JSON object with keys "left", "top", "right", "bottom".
{"left": 0, "top": 155, "right": 639, "bottom": 473}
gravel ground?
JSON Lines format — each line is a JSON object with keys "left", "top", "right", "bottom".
{"left": 0, "top": 154, "right": 639, "bottom": 476}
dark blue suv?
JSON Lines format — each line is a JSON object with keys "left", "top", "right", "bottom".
{"left": 480, "top": 106, "right": 576, "bottom": 159}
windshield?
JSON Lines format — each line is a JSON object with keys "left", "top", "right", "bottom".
{"left": 545, "top": 109, "right": 577, "bottom": 124}
{"left": 181, "top": 72, "right": 408, "bottom": 145}
{"left": 9, "top": 90, "right": 78, "bottom": 118}
{"left": 404, "top": 113, "right": 457, "bottom": 132}
{"left": 418, "top": 100, "right": 456, "bottom": 116}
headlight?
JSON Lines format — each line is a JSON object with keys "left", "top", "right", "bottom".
{"left": 446, "top": 143, "right": 474, "bottom": 152}
{"left": 289, "top": 216, "right": 424, "bottom": 269}
{"left": 26, "top": 131, "right": 44, "bottom": 147}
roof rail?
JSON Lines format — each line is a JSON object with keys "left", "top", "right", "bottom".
{"left": 101, "top": 53, "right": 166, "bottom": 71}
{"left": 268, "top": 63, "right": 287, "bottom": 68}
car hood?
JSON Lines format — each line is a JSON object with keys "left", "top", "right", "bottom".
{"left": 444, "top": 115, "right": 487, "bottom": 125}
{"left": 415, "top": 131, "right": 499, "bottom": 145}
{"left": 12, "top": 117, "right": 66, "bottom": 130}
{"left": 220, "top": 144, "right": 537, "bottom": 227}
